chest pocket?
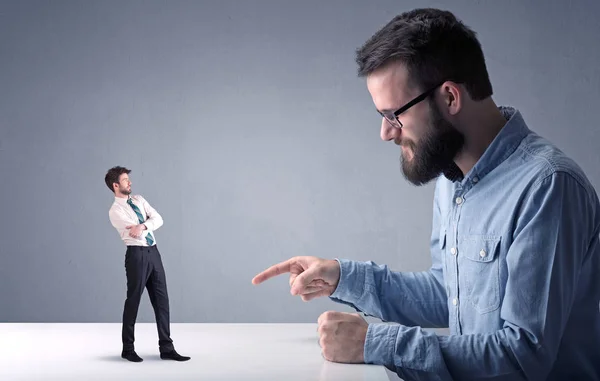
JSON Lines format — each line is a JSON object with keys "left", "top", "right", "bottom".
{"left": 459, "top": 235, "right": 502, "bottom": 314}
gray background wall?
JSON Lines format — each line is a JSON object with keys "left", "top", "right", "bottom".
{"left": 1, "top": 0, "right": 599, "bottom": 326}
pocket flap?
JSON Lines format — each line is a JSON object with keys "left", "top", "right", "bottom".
{"left": 461, "top": 235, "right": 501, "bottom": 263}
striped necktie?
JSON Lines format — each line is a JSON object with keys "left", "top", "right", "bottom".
{"left": 127, "top": 198, "right": 154, "bottom": 246}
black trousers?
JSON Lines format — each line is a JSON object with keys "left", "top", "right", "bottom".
{"left": 122, "top": 245, "right": 174, "bottom": 353}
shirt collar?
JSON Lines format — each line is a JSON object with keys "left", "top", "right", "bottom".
{"left": 466, "top": 106, "right": 529, "bottom": 183}
{"left": 444, "top": 106, "right": 530, "bottom": 184}
{"left": 114, "top": 195, "right": 132, "bottom": 204}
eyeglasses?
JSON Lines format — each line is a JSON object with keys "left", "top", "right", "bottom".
{"left": 378, "top": 80, "right": 446, "bottom": 129}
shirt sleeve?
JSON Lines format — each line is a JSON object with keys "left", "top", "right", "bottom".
{"left": 138, "top": 196, "right": 163, "bottom": 232}
{"left": 364, "top": 172, "right": 595, "bottom": 380}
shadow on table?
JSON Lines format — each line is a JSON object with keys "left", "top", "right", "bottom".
{"left": 97, "top": 354, "right": 163, "bottom": 362}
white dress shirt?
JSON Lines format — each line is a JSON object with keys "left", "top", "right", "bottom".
{"left": 109, "top": 195, "right": 163, "bottom": 247}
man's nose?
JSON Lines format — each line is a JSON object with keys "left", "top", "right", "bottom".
{"left": 380, "top": 119, "right": 400, "bottom": 141}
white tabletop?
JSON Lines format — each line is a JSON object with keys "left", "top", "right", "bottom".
{"left": 0, "top": 323, "right": 390, "bottom": 381}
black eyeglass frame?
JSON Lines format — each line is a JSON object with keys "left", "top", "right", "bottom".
{"left": 378, "top": 80, "right": 447, "bottom": 129}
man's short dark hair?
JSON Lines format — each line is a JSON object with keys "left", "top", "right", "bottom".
{"left": 104, "top": 166, "right": 131, "bottom": 193}
{"left": 356, "top": 8, "right": 493, "bottom": 100}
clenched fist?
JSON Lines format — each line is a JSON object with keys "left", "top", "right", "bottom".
{"left": 317, "top": 311, "right": 368, "bottom": 363}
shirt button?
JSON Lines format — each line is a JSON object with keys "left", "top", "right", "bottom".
{"left": 452, "top": 298, "right": 458, "bottom": 306}
{"left": 472, "top": 176, "right": 479, "bottom": 183}
{"left": 450, "top": 247, "right": 457, "bottom": 256}
{"left": 480, "top": 249, "right": 486, "bottom": 258}
{"left": 455, "top": 196, "right": 464, "bottom": 205}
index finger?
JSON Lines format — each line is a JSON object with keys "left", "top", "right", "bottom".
{"left": 252, "top": 258, "right": 294, "bottom": 285}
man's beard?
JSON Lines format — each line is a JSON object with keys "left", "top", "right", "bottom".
{"left": 400, "top": 102, "right": 465, "bottom": 186}
{"left": 120, "top": 185, "right": 131, "bottom": 195}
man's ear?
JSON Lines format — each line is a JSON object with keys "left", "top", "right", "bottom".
{"left": 440, "top": 81, "right": 462, "bottom": 116}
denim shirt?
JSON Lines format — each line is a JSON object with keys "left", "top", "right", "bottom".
{"left": 330, "top": 107, "right": 600, "bottom": 380}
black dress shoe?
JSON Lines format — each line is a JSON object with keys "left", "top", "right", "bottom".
{"left": 121, "top": 350, "right": 143, "bottom": 362}
{"left": 160, "top": 350, "right": 191, "bottom": 361}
